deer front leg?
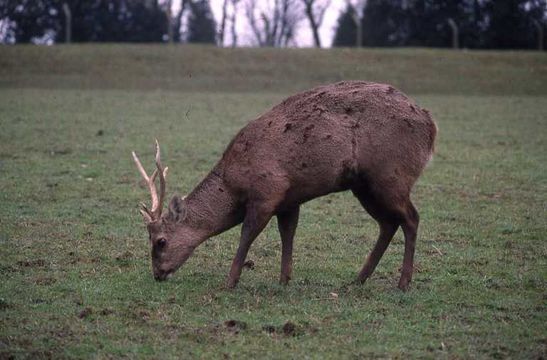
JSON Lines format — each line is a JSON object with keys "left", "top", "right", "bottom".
{"left": 226, "top": 201, "right": 274, "bottom": 288}
{"left": 277, "top": 207, "right": 299, "bottom": 285}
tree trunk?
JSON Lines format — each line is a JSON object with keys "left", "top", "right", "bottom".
{"left": 219, "top": 0, "right": 229, "bottom": 46}
{"left": 230, "top": 0, "right": 239, "bottom": 47}
{"left": 303, "top": 1, "right": 322, "bottom": 47}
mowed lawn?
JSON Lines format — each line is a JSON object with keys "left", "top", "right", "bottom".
{"left": 0, "top": 45, "right": 546, "bottom": 359}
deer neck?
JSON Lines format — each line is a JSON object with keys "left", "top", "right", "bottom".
{"left": 181, "top": 169, "right": 242, "bottom": 242}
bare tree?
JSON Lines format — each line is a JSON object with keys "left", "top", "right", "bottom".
{"left": 244, "top": 0, "right": 302, "bottom": 47}
{"left": 163, "top": 0, "right": 189, "bottom": 43}
{"left": 173, "top": 0, "right": 190, "bottom": 42}
{"left": 301, "top": 0, "right": 330, "bottom": 48}
{"left": 219, "top": 0, "right": 241, "bottom": 47}
{"left": 230, "top": 0, "right": 240, "bottom": 47}
{"left": 218, "top": 0, "right": 229, "bottom": 46}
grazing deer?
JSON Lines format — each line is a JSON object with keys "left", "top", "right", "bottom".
{"left": 132, "top": 81, "right": 437, "bottom": 290}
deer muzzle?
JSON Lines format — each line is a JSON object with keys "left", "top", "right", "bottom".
{"left": 153, "top": 268, "right": 174, "bottom": 282}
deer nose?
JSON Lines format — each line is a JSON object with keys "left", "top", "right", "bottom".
{"left": 154, "top": 266, "right": 175, "bottom": 281}
{"left": 154, "top": 269, "right": 169, "bottom": 282}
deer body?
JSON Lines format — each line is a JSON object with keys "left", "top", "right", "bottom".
{"left": 133, "top": 81, "right": 437, "bottom": 291}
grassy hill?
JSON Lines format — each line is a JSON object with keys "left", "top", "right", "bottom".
{"left": 0, "top": 45, "right": 546, "bottom": 359}
{"left": 1, "top": 44, "right": 546, "bottom": 95}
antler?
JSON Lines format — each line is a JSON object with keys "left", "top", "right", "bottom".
{"left": 132, "top": 139, "right": 169, "bottom": 222}
{"left": 154, "top": 139, "right": 169, "bottom": 218}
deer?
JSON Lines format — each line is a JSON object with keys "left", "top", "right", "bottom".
{"left": 132, "top": 81, "right": 437, "bottom": 291}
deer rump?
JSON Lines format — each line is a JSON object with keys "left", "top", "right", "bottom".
{"left": 133, "top": 81, "right": 437, "bottom": 291}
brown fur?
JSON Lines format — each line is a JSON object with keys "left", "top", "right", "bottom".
{"left": 141, "top": 81, "right": 437, "bottom": 291}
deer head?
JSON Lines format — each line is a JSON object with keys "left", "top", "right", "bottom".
{"left": 132, "top": 140, "right": 200, "bottom": 281}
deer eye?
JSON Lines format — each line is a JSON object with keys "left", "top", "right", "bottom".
{"left": 157, "top": 238, "right": 167, "bottom": 249}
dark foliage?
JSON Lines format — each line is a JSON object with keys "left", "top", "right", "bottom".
{"left": 332, "top": 0, "right": 547, "bottom": 49}
{"left": 361, "top": 0, "right": 406, "bottom": 47}
{"left": 332, "top": 4, "right": 357, "bottom": 47}
{"left": 1, "top": 0, "right": 168, "bottom": 43}
{"left": 187, "top": 0, "right": 217, "bottom": 44}
{"left": 482, "top": 0, "right": 547, "bottom": 49}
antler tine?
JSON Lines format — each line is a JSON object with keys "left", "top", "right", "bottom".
{"left": 153, "top": 139, "right": 168, "bottom": 218}
{"left": 139, "top": 203, "right": 153, "bottom": 223}
{"left": 131, "top": 151, "right": 150, "bottom": 181}
{"left": 132, "top": 150, "right": 160, "bottom": 221}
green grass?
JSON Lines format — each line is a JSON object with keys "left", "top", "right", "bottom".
{"left": 0, "top": 45, "right": 546, "bottom": 359}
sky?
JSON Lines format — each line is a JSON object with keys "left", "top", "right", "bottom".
{"left": 193, "top": 0, "right": 349, "bottom": 47}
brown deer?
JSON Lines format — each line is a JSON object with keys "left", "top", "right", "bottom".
{"left": 132, "top": 81, "right": 437, "bottom": 291}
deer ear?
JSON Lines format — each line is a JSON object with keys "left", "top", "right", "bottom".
{"left": 168, "top": 195, "right": 186, "bottom": 222}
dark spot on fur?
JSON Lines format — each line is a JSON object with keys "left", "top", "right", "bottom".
{"left": 324, "top": 134, "right": 332, "bottom": 139}
{"left": 301, "top": 162, "right": 308, "bottom": 169}
{"left": 402, "top": 118, "right": 415, "bottom": 130}
{"left": 284, "top": 123, "right": 293, "bottom": 132}
{"left": 345, "top": 107, "right": 354, "bottom": 115}
{"left": 238, "top": 140, "right": 251, "bottom": 153}
{"left": 387, "top": 86, "right": 395, "bottom": 94}
{"left": 218, "top": 187, "right": 224, "bottom": 192}
{"left": 302, "top": 124, "right": 314, "bottom": 143}
{"left": 313, "top": 103, "right": 327, "bottom": 114}
{"left": 267, "top": 121, "right": 272, "bottom": 126}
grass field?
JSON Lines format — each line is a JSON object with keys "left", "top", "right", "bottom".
{"left": 0, "top": 45, "right": 546, "bottom": 359}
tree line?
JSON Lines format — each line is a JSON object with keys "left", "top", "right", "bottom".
{"left": 0, "top": 0, "right": 217, "bottom": 44}
{"left": 0, "top": 0, "right": 545, "bottom": 49}
{"left": 334, "top": 0, "right": 547, "bottom": 49}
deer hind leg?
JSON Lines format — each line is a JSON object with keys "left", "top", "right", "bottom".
{"left": 277, "top": 206, "right": 300, "bottom": 285}
{"left": 398, "top": 201, "right": 419, "bottom": 291}
{"left": 356, "top": 218, "right": 399, "bottom": 284}
{"left": 226, "top": 199, "right": 276, "bottom": 289}
{"left": 351, "top": 185, "right": 410, "bottom": 287}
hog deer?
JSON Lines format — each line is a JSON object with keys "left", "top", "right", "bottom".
{"left": 132, "top": 81, "right": 437, "bottom": 291}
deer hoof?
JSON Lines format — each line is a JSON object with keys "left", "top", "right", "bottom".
{"left": 398, "top": 278, "right": 411, "bottom": 292}
{"left": 279, "top": 276, "right": 291, "bottom": 285}
{"left": 225, "top": 278, "right": 239, "bottom": 289}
